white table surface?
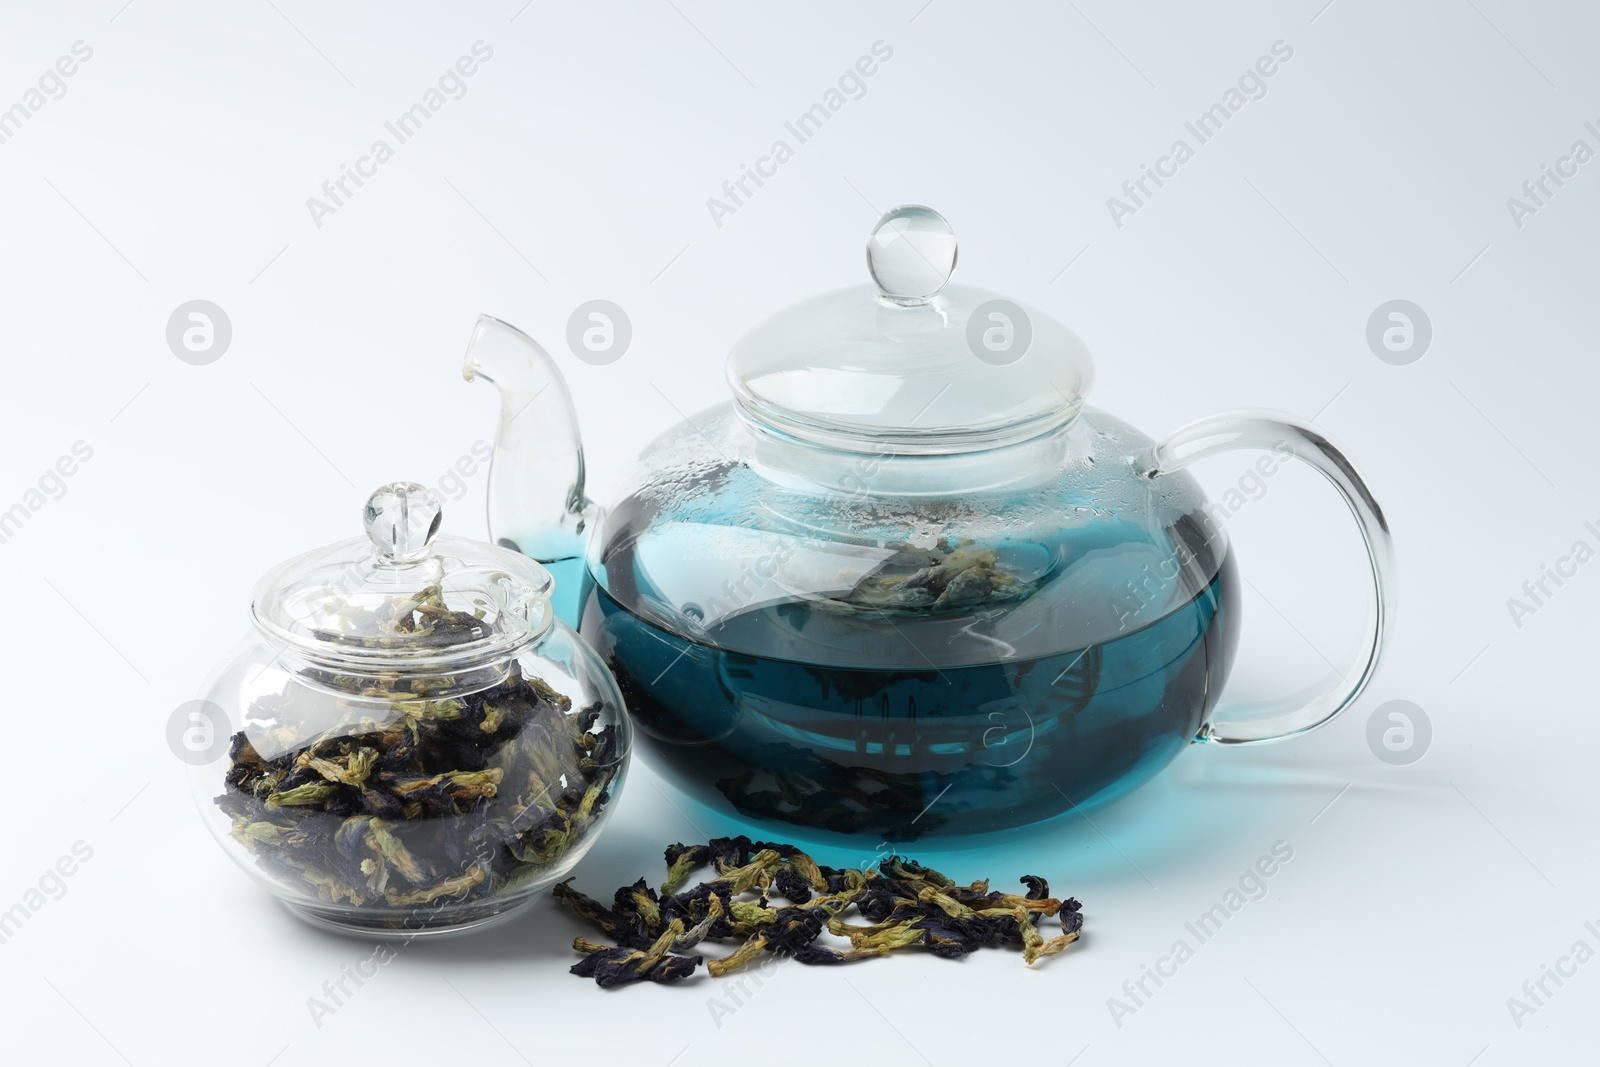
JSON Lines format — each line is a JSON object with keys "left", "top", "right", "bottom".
{"left": 2, "top": 2, "right": 1595, "bottom": 1064}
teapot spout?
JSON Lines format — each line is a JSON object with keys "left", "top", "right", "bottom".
{"left": 462, "top": 315, "right": 595, "bottom": 622}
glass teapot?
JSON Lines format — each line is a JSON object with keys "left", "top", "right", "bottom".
{"left": 462, "top": 206, "right": 1393, "bottom": 842}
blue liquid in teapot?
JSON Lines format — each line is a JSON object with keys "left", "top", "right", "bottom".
{"left": 581, "top": 463, "right": 1240, "bottom": 842}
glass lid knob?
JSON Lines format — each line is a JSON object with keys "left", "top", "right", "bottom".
{"left": 866, "top": 205, "right": 958, "bottom": 304}
{"left": 363, "top": 481, "right": 442, "bottom": 563}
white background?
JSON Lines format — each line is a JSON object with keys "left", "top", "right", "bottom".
{"left": 1, "top": 1, "right": 1596, "bottom": 1064}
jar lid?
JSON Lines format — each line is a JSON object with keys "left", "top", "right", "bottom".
{"left": 250, "top": 482, "right": 553, "bottom": 678}
{"left": 725, "top": 205, "right": 1095, "bottom": 455}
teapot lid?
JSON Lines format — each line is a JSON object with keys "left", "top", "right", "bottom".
{"left": 250, "top": 482, "right": 553, "bottom": 676}
{"left": 726, "top": 205, "right": 1094, "bottom": 455}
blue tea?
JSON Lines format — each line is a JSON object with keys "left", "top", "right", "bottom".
{"left": 582, "top": 504, "right": 1240, "bottom": 842}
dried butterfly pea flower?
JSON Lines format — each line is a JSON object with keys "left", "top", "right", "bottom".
{"left": 558, "top": 837, "right": 1083, "bottom": 986}
{"left": 569, "top": 920, "right": 703, "bottom": 987}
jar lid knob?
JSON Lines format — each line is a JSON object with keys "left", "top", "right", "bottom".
{"left": 866, "top": 205, "right": 958, "bottom": 304}
{"left": 363, "top": 482, "right": 442, "bottom": 563}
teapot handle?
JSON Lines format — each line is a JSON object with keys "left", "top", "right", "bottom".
{"left": 1140, "top": 411, "right": 1395, "bottom": 745}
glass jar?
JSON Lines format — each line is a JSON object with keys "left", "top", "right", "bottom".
{"left": 188, "top": 482, "right": 630, "bottom": 935}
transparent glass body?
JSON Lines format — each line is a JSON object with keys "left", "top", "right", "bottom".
{"left": 580, "top": 405, "right": 1239, "bottom": 838}
{"left": 192, "top": 628, "right": 628, "bottom": 934}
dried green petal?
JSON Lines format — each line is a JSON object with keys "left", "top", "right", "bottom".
{"left": 265, "top": 782, "right": 338, "bottom": 809}
{"left": 707, "top": 933, "right": 768, "bottom": 977}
